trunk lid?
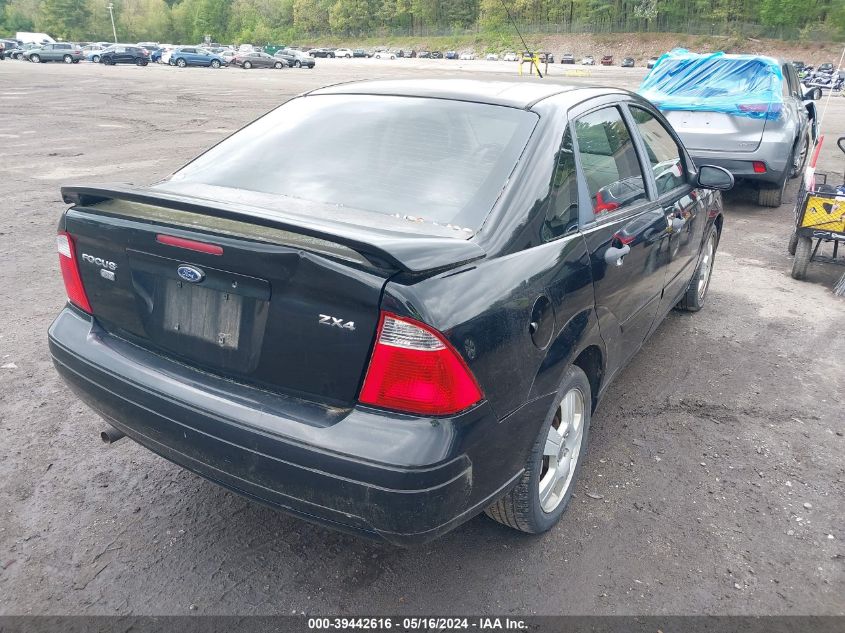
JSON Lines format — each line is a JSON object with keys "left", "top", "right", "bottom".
{"left": 664, "top": 110, "right": 769, "bottom": 153}
{"left": 60, "top": 186, "right": 484, "bottom": 405}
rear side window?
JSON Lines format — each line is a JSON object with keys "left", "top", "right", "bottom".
{"left": 166, "top": 95, "right": 538, "bottom": 236}
{"left": 542, "top": 127, "right": 579, "bottom": 241}
{"left": 574, "top": 106, "right": 646, "bottom": 215}
{"left": 629, "top": 106, "right": 687, "bottom": 195}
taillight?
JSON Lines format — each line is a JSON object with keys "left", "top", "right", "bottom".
{"left": 359, "top": 312, "right": 483, "bottom": 416}
{"left": 752, "top": 161, "right": 767, "bottom": 173}
{"left": 57, "top": 232, "right": 92, "bottom": 313}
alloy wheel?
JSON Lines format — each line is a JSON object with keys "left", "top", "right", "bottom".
{"left": 697, "top": 233, "right": 716, "bottom": 301}
{"left": 539, "top": 387, "right": 586, "bottom": 513}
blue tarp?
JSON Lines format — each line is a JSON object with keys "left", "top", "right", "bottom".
{"left": 638, "top": 48, "right": 784, "bottom": 120}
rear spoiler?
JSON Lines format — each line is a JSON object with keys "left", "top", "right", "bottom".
{"left": 61, "top": 184, "right": 486, "bottom": 274}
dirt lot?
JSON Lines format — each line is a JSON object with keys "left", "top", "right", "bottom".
{"left": 0, "top": 58, "right": 843, "bottom": 616}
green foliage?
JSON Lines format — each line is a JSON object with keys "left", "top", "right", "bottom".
{"left": 1, "top": 0, "right": 842, "bottom": 44}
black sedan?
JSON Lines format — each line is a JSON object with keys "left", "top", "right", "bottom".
{"left": 99, "top": 45, "right": 149, "bottom": 66}
{"left": 49, "top": 80, "right": 732, "bottom": 545}
{"left": 308, "top": 48, "right": 335, "bottom": 58}
{"left": 232, "top": 51, "right": 286, "bottom": 69}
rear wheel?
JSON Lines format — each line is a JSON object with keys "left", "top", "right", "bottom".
{"left": 63, "top": 54, "right": 72, "bottom": 64}
{"left": 30, "top": 54, "right": 41, "bottom": 63}
{"left": 176, "top": 58, "right": 186, "bottom": 68}
{"left": 92, "top": 55, "right": 100, "bottom": 63}
{"left": 294, "top": 60, "right": 301, "bottom": 68}
{"left": 758, "top": 177, "right": 787, "bottom": 208}
{"left": 243, "top": 61, "right": 252, "bottom": 69}
{"left": 210, "top": 59, "right": 220, "bottom": 69}
{"left": 485, "top": 365, "right": 591, "bottom": 534}
{"left": 677, "top": 229, "right": 718, "bottom": 311}
{"left": 791, "top": 236, "right": 813, "bottom": 280}
{"left": 274, "top": 61, "right": 282, "bottom": 69}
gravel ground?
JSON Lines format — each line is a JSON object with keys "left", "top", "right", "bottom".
{"left": 0, "top": 58, "right": 843, "bottom": 616}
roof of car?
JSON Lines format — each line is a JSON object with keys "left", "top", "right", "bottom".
{"left": 309, "top": 79, "right": 589, "bottom": 109}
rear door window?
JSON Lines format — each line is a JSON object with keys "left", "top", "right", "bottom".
{"left": 542, "top": 127, "right": 580, "bottom": 241}
{"left": 574, "top": 106, "right": 647, "bottom": 216}
{"left": 629, "top": 106, "right": 688, "bottom": 195}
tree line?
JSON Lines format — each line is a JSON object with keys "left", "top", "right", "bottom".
{"left": 2, "top": 0, "right": 843, "bottom": 46}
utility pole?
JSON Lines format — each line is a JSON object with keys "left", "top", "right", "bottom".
{"left": 107, "top": 2, "right": 117, "bottom": 43}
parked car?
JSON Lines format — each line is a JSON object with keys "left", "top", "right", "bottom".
{"left": 217, "top": 49, "right": 237, "bottom": 64}
{"left": 373, "top": 50, "right": 396, "bottom": 60}
{"left": 459, "top": 52, "right": 475, "bottom": 60}
{"left": 24, "top": 42, "right": 83, "bottom": 64}
{"left": 580, "top": 55, "right": 595, "bottom": 65}
{"left": 430, "top": 51, "right": 443, "bottom": 59}
{"left": 335, "top": 48, "right": 353, "bottom": 58}
{"left": 51, "top": 79, "right": 731, "bottom": 545}
{"left": 1, "top": 39, "right": 23, "bottom": 60}
{"left": 817, "top": 62, "right": 835, "bottom": 74}
{"left": 417, "top": 51, "right": 431, "bottom": 59}
{"left": 274, "top": 48, "right": 315, "bottom": 68}
{"left": 352, "top": 49, "right": 368, "bottom": 58}
{"left": 169, "top": 47, "right": 226, "bottom": 68}
{"left": 444, "top": 51, "right": 458, "bottom": 60}
{"left": 538, "top": 52, "right": 554, "bottom": 63}
{"left": 308, "top": 48, "right": 335, "bottom": 58}
{"left": 485, "top": 53, "right": 499, "bottom": 61}
{"left": 503, "top": 51, "right": 518, "bottom": 62}
{"left": 640, "top": 51, "right": 818, "bottom": 207}
{"left": 9, "top": 42, "right": 38, "bottom": 60}
{"left": 232, "top": 51, "right": 286, "bottom": 69}
{"left": 646, "top": 56, "right": 659, "bottom": 69}
{"left": 621, "top": 57, "right": 635, "bottom": 67}
{"left": 600, "top": 54, "right": 613, "bottom": 65}
{"left": 560, "top": 53, "right": 575, "bottom": 64}
{"left": 99, "top": 45, "right": 149, "bottom": 66}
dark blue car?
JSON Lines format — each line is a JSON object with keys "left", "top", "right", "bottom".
{"left": 169, "top": 47, "right": 226, "bottom": 68}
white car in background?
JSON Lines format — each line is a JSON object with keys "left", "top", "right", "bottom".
{"left": 459, "top": 52, "right": 475, "bottom": 60}
{"left": 503, "top": 52, "right": 518, "bottom": 61}
{"left": 160, "top": 48, "right": 175, "bottom": 64}
{"left": 219, "top": 49, "right": 237, "bottom": 63}
{"left": 485, "top": 53, "right": 499, "bottom": 61}
{"left": 334, "top": 48, "right": 353, "bottom": 58}
{"left": 373, "top": 50, "right": 396, "bottom": 60}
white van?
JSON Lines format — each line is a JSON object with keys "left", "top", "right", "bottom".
{"left": 16, "top": 32, "right": 55, "bottom": 44}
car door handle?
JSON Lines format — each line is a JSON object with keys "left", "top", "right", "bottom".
{"left": 604, "top": 244, "right": 631, "bottom": 266}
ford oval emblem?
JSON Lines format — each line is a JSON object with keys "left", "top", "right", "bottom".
{"left": 177, "top": 265, "right": 205, "bottom": 283}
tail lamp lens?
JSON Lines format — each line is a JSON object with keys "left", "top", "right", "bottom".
{"left": 57, "top": 232, "right": 92, "bottom": 313}
{"left": 752, "top": 161, "right": 767, "bottom": 174}
{"left": 359, "top": 313, "right": 483, "bottom": 416}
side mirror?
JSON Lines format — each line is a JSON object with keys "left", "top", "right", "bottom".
{"left": 803, "top": 87, "right": 822, "bottom": 101}
{"left": 697, "top": 165, "right": 734, "bottom": 191}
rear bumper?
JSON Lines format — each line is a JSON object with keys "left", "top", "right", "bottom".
{"left": 688, "top": 154, "right": 787, "bottom": 185}
{"left": 49, "top": 307, "right": 550, "bottom": 545}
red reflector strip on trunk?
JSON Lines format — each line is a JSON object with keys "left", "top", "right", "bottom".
{"left": 156, "top": 234, "right": 224, "bottom": 255}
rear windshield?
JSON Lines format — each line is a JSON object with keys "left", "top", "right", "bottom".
{"left": 164, "top": 94, "right": 537, "bottom": 236}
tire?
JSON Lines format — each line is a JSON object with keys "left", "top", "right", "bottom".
{"left": 790, "top": 133, "right": 810, "bottom": 179}
{"left": 274, "top": 61, "right": 282, "bottom": 69}
{"left": 136, "top": 58, "right": 144, "bottom": 66}
{"left": 788, "top": 230, "right": 799, "bottom": 255}
{"left": 485, "top": 365, "right": 591, "bottom": 534}
{"left": 210, "top": 59, "right": 220, "bottom": 69}
{"left": 757, "top": 184, "right": 785, "bottom": 208}
{"left": 176, "top": 58, "right": 186, "bottom": 68}
{"left": 677, "top": 228, "right": 718, "bottom": 312}
{"left": 30, "top": 54, "right": 40, "bottom": 63}
{"left": 243, "top": 61, "right": 252, "bottom": 69}
{"left": 72, "top": 59, "right": 79, "bottom": 63}
{"left": 63, "top": 54, "right": 72, "bottom": 63}
{"left": 294, "top": 60, "right": 301, "bottom": 68}
{"left": 92, "top": 55, "right": 100, "bottom": 63}
{"left": 791, "top": 236, "right": 813, "bottom": 280}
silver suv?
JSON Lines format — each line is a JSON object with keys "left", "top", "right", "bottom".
{"left": 643, "top": 55, "right": 818, "bottom": 207}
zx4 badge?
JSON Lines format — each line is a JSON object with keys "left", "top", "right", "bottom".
{"left": 319, "top": 314, "right": 356, "bottom": 331}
